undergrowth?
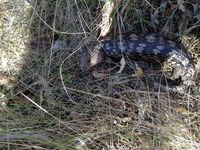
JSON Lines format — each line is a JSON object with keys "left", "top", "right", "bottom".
{"left": 0, "top": 0, "right": 200, "bottom": 149}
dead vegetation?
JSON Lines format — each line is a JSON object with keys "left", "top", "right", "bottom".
{"left": 0, "top": 0, "right": 200, "bottom": 149}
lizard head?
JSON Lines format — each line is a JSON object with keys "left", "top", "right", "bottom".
{"left": 171, "top": 64, "right": 196, "bottom": 92}
{"left": 80, "top": 45, "right": 104, "bottom": 71}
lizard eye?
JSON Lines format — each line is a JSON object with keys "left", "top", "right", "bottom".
{"left": 87, "top": 59, "right": 90, "bottom": 63}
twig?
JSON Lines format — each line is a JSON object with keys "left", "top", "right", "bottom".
{"left": 100, "top": 0, "right": 115, "bottom": 37}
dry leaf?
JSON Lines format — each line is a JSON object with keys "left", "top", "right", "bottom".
{"left": 162, "top": 20, "right": 174, "bottom": 38}
{"left": 177, "top": 0, "right": 185, "bottom": 12}
{"left": 135, "top": 66, "right": 144, "bottom": 78}
{"left": 9, "top": 96, "right": 31, "bottom": 104}
{"left": 69, "top": 111, "right": 91, "bottom": 131}
{"left": 117, "top": 57, "right": 126, "bottom": 74}
{"left": 92, "top": 71, "right": 109, "bottom": 79}
{"left": 69, "top": 111, "right": 87, "bottom": 120}
{"left": 176, "top": 107, "right": 193, "bottom": 115}
{"left": 151, "top": 9, "right": 159, "bottom": 24}
{"left": 132, "top": 64, "right": 144, "bottom": 78}
{"left": 100, "top": 0, "right": 115, "bottom": 37}
{"left": 0, "top": 72, "right": 10, "bottom": 85}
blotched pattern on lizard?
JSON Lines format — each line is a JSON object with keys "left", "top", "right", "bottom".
{"left": 80, "top": 33, "right": 195, "bottom": 91}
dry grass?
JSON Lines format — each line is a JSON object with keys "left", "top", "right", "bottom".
{"left": 0, "top": 0, "right": 200, "bottom": 149}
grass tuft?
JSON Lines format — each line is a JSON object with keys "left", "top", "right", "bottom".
{"left": 0, "top": 0, "right": 200, "bottom": 149}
